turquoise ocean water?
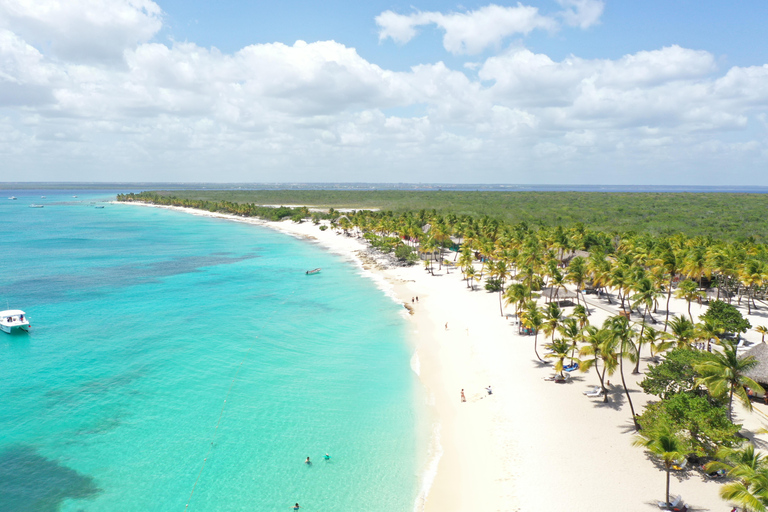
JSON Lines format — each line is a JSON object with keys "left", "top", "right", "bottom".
{"left": 0, "top": 191, "right": 424, "bottom": 512}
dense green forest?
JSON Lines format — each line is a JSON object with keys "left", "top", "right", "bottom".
{"left": 133, "top": 190, "right": 768, "bottom": 241}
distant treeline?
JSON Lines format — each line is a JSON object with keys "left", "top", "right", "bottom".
{"left": 117, "top": 192, "right": 310, "bottom": 222}
{"left": 119, "top": 189, "right": 768, "bottom": 242}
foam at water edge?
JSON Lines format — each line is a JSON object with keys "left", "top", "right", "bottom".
{"left": 413, "top": 422, "right": 443, "bottom": 512}
{"left": 410, "top": 350, "right": 420, "bottom": 377}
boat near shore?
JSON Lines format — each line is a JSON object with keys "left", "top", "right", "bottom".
{"left": 29, "top": 204, "right": 44, "bottom": 208}
{"left": 1, "top": 310, "right": 29, "bottom": 333}
{"left": 305, "top": 268, "right": 321, "bottom": 275}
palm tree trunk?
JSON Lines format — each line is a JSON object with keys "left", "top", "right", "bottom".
{"left": 728, "top": 386, "right": 734, "bottom": 423}
{"left": 665, "top": 278, "right": 673, "bottom": 332}
{"left": 620, "top": 342, "right": 640, "bottom": 430}
{"left": 534, "top": 332, "right": 543, "bottom": 363}
{"left": 634, "top": 307, "right": 647, "bottom": 374}
{"left": 665, "top": 466, "right": 671, "bottom": 506}
{"left": 600, "top": 364, "right": 609, "bottom": 403}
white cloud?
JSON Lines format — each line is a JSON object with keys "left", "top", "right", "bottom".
{"left": 376, "top": 2, "right": 605, "bottom": 55}
{"left": 0, "top": 0, "right": 163, "bottom": 63}
{"left": 0, "top": 3, "right": 767, "bottom": 184}
{"left": 556, "top": 0, "right": 604, "bottom": 29}
{"left": 376, "top": 4, "right": 557, "bottom": 55}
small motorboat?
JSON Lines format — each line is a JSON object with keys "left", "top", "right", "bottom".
{"left": 29, "top": 204, "right": 44, "bottom": 208}
{"left": 8, "top": 196, "right": 17, "bottom": 200}
{"left": 41, "top": 196, "right": 46, "bottom": 199}
{"left": 305, "top": 268, "right": 321, "bottom": 275}
{"left": 1, "top": 310, "right": 30, "bottom": 333}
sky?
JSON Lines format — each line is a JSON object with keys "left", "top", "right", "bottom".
{"left": 1, "top": 0, "right": 767, "bottom": 185}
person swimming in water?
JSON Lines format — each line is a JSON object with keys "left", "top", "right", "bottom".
{"left": 324, "top": 453, "right": 330, "bottom": 460}
{"left": 305, "top": 457, "right": 311, "bottom": 465}
{"left": 294, "top": 503, "right": 300, "bottom": 510}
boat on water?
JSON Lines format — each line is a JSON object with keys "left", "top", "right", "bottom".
{"left": 72, "top": 195, "right": 78, "bottom": 198}
{"left": 1, "top": 310, "right": 29, "bottom": 333}
{"left": 305, "top": 268, "right": 321, "bottom": 275}
{"left": 95, "top": 205, "right": 105, "bottom": 209}
{"left": 29, "top": 204, "right": 44, "bottom": 208}
{"left": 8, "top": 196, "right": 17, "bottom": 200}
{"left": 41, "top": 196, "right": 46, "bottom": 199}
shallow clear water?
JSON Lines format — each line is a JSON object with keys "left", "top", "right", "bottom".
{"left": 0, "top": 192, "right": 422, "bottom": 512}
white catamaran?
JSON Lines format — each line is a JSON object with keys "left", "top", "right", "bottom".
{"left": 1, "top": 310, "right": 30, "bottom": 333}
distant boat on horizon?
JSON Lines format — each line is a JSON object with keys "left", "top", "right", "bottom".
{"left": 8, "top": 196, "right": 17, "bottom": 200}
{"left": 305, "top": 268, "right": 321, "bottom": 275}
{"left": 72, "top": 195, "right": 78, "bottom": 198}
{"left": 40, "top": 196, "right": 46, "bottom": 199}
{"left": 29, "top": 204, "right": 44, "bottom": 208}
{"left": 95, "top": 205, "right": 105, "bottom": 209}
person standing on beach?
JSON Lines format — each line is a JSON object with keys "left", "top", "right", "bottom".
{"left": 445, "top": 322, "right": 448, "bottom": 330}
{"left": 416, "top": 296, "right": 419, "bottom": 302}
{"left": 461, "top": 389, "right": 466, "bottom": 402}
{"left": 486, "top": 385, "right": 492, "bottom": 395}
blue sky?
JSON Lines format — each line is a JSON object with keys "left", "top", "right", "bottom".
{"left": 0, "top": 0, "right": 767, "bottom": 184}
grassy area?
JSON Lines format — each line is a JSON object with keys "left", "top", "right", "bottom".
{"left": 144, "top": 190, "right": 768, "bottom": 241}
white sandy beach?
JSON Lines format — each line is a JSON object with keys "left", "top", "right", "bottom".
{"left": 121, "top": 202, "right": 768, "bottom": 512}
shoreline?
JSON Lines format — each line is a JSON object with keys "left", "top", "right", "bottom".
{"left": 116, "top": 201, "right": 768, "bottom": 512}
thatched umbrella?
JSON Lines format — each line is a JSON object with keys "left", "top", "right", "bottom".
{"left": 742, "top": 342, "right": 768, "bottom": 387}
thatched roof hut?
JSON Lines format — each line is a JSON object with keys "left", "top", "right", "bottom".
{"left": 540, "top": 287, "right": 578, "bottom": 300}
{"left": 742, "top": 342, "right": 768, "bottom": 385}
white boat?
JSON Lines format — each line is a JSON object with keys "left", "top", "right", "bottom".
{"left": 0, "top": 310, "right": 29, "bottom": 333}
{"left": 8, "top": 196, "right": 17, "bottom": 200}
{"left": 29, "top": 204, "right": 44, "bottom": 208}
{"left": 41, "top": 196, "right": 46, "bottom": 199}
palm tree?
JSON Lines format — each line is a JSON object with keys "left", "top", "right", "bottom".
{"left": 566, "top": 255, "right": 588, "bottom": 306}
{"left": 545, "top": 338, "right": 571, "bottom": 376}
{"left": 491, "top": 260, "right": 511, "bottom": 317}
{"left": 521, "top": 302, "right": 545, "bottom": 363}
{"left": 572, "top": 304, "right": 590, "bottom": 327}
{"left": 644, "top": 326, "right": 675, "bottom": 363}
{"left": 668, "top": 315, "right": 696, "bottom": 348}
{"left": 633, "top": 424, "right": 690, "bottom": 507}
{"left": 695, "top": 318, "right": 724, "bottom": 352}
{"left": 559, "top": 317, "right": 582, "bottom": 365}
{"left": 465, "top": 265, "right": 477, "bottom": 290}
{"left": 708, "top": 445, "right": 768, "bottom": 512}
{"left": 631, "top": 277, "right": 664, "bottom": 373}
{"left": 606, "top": 315, "right": 640, "bottom": 430}
{"left": 503, "top": 282, "right": 529, "bottom": 325}
{"left": 674, "top": 279, "right": 705, "bottom": 322}
{"left": 579, "top": 326, "right": 618, "bottom": 403}
{"left": 543, "top": 302, "right": 565, "bottom": 344}
{"left": 755, "top": 325, "right": 768, "bottom": 343}
{"left": 695, "top": 340, "right": 764, "bottom": 422}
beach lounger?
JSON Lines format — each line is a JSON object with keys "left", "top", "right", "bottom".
{"left": 583, "top": 386, "right": 600, "bottom": 395}
{"left": 564, "top": 363, "right": 579, "bottom": 372}
{"left": 553, "top": 373, "right": 571, "bottom": 383}
{"left": 656, "top": 495, "right": 682, "bottom": 509}
{"left": 672, "top": 459, "right": 688, "bottom": 471}
{"left": 585, "top": 388, "right": 604, "bottom": 398}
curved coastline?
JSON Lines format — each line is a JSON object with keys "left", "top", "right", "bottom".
{"left": 115, "top": 200, "right": 768, "bottom": 512}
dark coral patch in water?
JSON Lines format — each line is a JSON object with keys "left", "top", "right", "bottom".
{"left": 0, "top": 446, "right": 100, "bottom": 512}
